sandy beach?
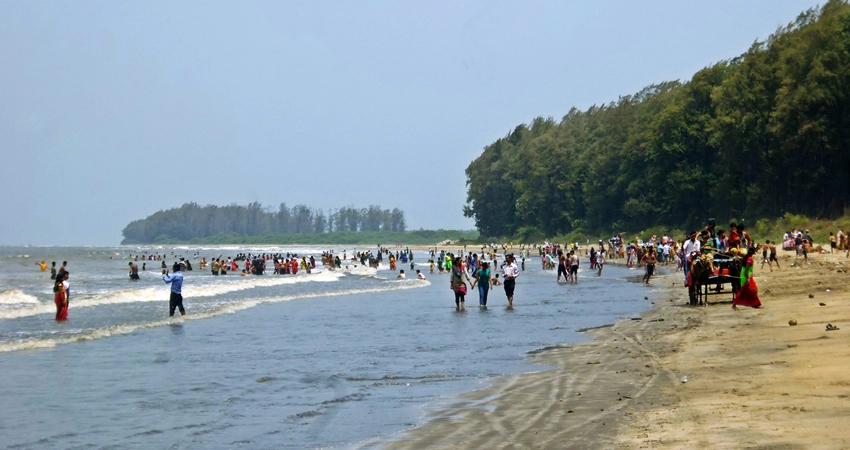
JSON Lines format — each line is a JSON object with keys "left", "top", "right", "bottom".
{"left": 386, "top": 251, "right": 850, "bottom": 449}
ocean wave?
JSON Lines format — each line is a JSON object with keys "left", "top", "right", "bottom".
{"left": 0, "top": 289, "right": 40, "bottom": 305}
{"left": 0, "top": 271, "right": 344, "bottom": 320}
{"left": 342, "top": 264, "right": 378, "bottom": 277}
{"left": 0, "top": 279, "right": 430, "bottom": 353}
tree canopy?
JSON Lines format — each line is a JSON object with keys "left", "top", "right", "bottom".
{"left": 464, "top": 1, "right": 850, "bottom": 238}
{"left": 121, "top": 203, "right": 406, "bottom": 244}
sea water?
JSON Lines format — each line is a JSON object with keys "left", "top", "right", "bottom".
{"left": 0, "top": 246, "right": 653, "bottom": 449}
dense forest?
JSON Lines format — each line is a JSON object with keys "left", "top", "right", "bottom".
{"left": 121, "top": 203, "right": 406, "bottom": 244}
{"left": 464, "top": 1, "right": 850, "bottom": 239}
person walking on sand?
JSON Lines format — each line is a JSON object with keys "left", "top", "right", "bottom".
{"left": 53, "top": 273, "right": 69, "bottom": 321}
{"left": 760, "top": 240, "right": 780, "bottom": 271}
{"left": 641, "top": 248, "right": 657, "bottom": 284}
{"left": 163, "top": 262, "right": 186, "bottom": 317}
{"left": 501, "top": 254, "right": 519, "bottom": 308}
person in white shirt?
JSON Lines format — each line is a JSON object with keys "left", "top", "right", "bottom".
{"left": 683, "top": 232, "right": 701, "bottom": 256}
{"left": 501, "top": 254, "right": 519, "bottom": 308}
{"left": 416, "top": 269, "right": 426, "bottom": 280}
{"left": 397, "top": 270, "right": 406, "bottom": 279}
{"left": 596, "top": 248, "right": 605, "bottom": 276}
{"left": 682, "top": 231, "right": 701, "bottom": 284}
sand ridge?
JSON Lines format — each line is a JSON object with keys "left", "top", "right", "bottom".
{"left": 619, "top": 253, "right": 850, "bottom": 449}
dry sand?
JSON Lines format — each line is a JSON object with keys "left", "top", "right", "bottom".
{"left": 384, "top": 252, "right": 850, "bottom": 449}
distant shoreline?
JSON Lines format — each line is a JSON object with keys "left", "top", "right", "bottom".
{"left": 120, "top": 229, "right": 479, "bottom": 247}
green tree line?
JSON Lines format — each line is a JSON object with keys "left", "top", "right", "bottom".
{"left": 464, "top": 1, "right": 850, "bottom": 239}
{"left": 121, "top": 202, "right": 406, "bottom": 244}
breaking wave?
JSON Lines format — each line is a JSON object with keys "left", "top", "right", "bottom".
{"left": 0, "top": 279, "right": 430, "bottom": 353}
{"left": 0, "top": 271, "right": 344, "bottom": 320}
{"left": 0, "top": 289, "right": 40, "bottom": 306}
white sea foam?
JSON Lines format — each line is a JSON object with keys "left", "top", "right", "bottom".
{"left": 343, "top": 264, "right": 378, "bottom": 277}
{"left": 0, "top": 290, "right": 40, "bottom": 305}
{"left": 0, "top": 271, "right": 344, "bottom": 320}
{"left": 0, "top": 279, "right": 430, "bottom": 353}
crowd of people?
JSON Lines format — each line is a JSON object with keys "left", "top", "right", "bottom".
{"left": 39, "top": 223, "right": 849, "bottom": 322}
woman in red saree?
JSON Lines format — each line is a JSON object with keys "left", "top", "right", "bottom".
{"left": 733, "top": 250, "right": 761, "bottom": 310}
{"left": 54, "top": 277, "right": 68, "bottom": 321}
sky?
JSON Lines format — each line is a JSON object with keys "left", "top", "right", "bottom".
{"left": 0, "top": 0, "right": 821, "bottom": 245}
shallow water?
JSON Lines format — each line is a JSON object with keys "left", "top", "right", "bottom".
{"left": 0, "top": 246, "right": 653, "bottom": 449}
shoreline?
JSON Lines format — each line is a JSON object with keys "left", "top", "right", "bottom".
{"left": 383, "top": 264, "right": 676, "bottom": 449}
{"left": 384, "top": 252, "right": 850, "bottom": 449}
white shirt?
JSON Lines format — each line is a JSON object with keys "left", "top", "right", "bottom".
{"left": 683, "top": 239, "right": 701, "bottom": 255}
{"left": 502, "top": 262, "right": 519, "bottom": 279}
{"left": 417, "top": 273, "right": 426, "bottom": 280}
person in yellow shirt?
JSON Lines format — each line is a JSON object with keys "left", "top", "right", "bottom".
{"left": 37, "top": 260, "right": 47, "bottom": 272}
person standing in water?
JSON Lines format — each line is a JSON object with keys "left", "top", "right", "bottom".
{"left": 568, "top": 250, "right": 579, "bottom": 283}
{"left": 128, "top": 262, "right": 140, "bottom": 280}
{"left": 472, "top": 261, "right": 491, "bottom": 307}
{"left": 163, "top": 263, "right": 186, "bottom": 317}
{"left": 61, "top": 271, "right": 70, "bottom": 304}
{"left": 53, "top": 272, "right": 69, "bottom": 321}
{"left": 501, "top": 254, "right": 519, "bottom": 308}
{"left": 596, "top": 245, "right": 605, "bottom": 276}
{"left": 57, "top": 261, "right": 68, "bottom": 280}
{"left": 450, "top": 256, "right": 469, "bottom": 310}
{"left": 50, "top": 261, "right": 57, "bottom": 280}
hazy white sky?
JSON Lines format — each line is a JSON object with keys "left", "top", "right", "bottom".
{"left": 0, "top": 0, "right": 820, "bottom": 245}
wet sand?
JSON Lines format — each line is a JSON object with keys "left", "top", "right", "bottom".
{"left": 385, "top": 252, "right": 850, "bottom": 449}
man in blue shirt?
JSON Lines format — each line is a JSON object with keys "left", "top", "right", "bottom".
{"left": 162, "top": 262, "right": 186, "bottom": 316}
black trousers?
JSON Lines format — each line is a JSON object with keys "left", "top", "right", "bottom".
{"left": 504, "top": 278, "right": 516, "bottom": 297}
{"left": 169, "top": 292, "right": 185, "bottom": 316}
